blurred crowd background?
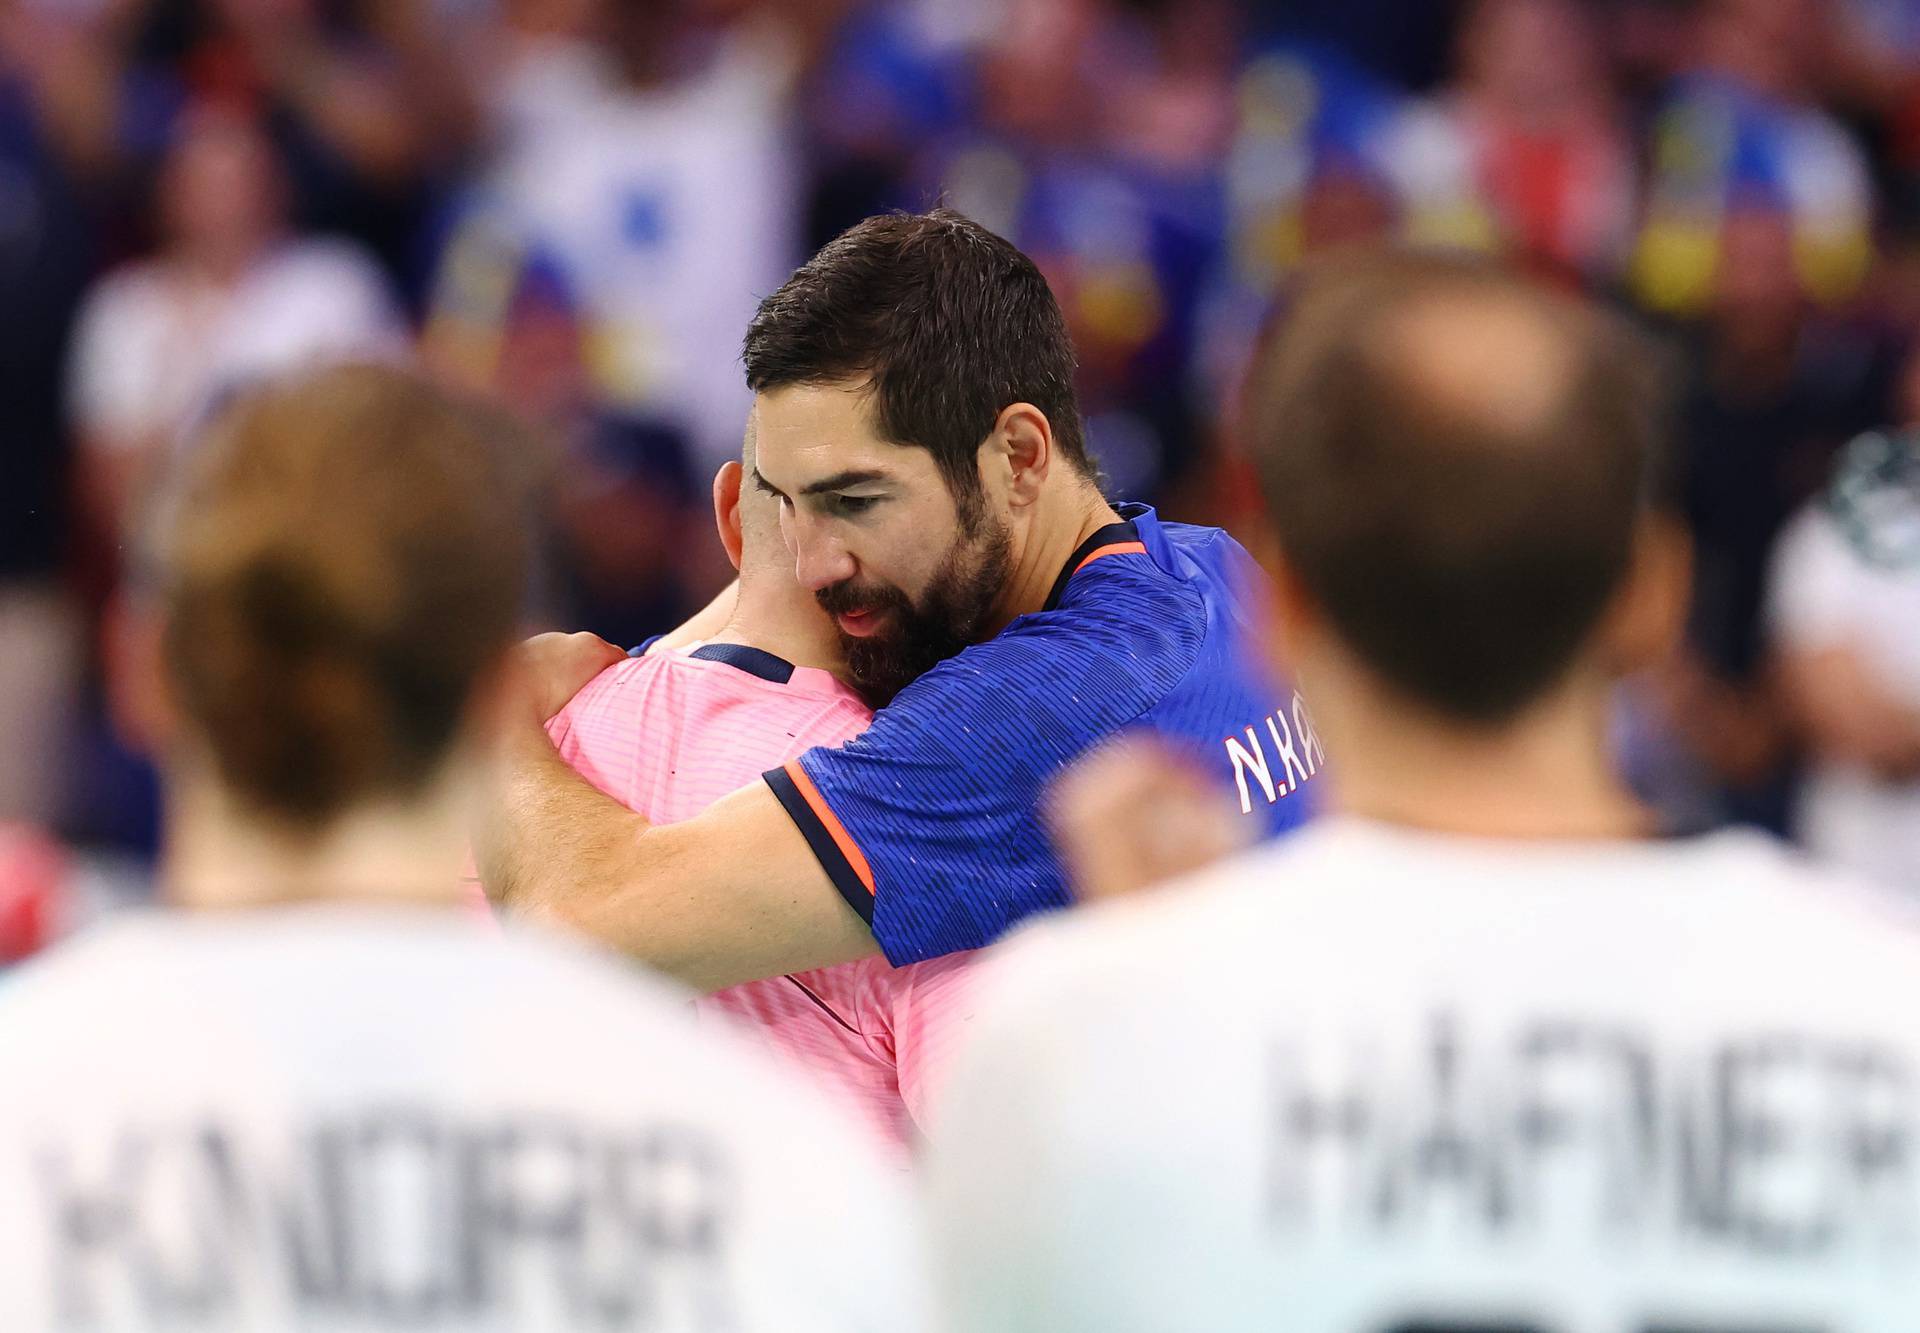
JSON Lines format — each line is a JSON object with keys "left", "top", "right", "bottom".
{"left": 4, "top": 0, "right": 1920, "bottom": 939}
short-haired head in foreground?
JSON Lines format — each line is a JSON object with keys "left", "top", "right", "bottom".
{"left": 706, "top": 421, "right": 848, "bottom": 677}
{"left": 1245, "top": 252, "right": 1674, "bottom": 726}
{"left": 159, "top": 364, "right": 535, "bottom": 834}
{"left": 725, "top": 420, "right": 792, "bottom": 577}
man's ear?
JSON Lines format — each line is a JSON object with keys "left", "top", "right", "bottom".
{"left": 1595, "top": 512, "right": 1692, "bottom": 677}
{"left": 989, "top": 402, "right": 1054, "bottom": 510}
{"left": 712, "top": 461, "right": 745, "bottom": 572}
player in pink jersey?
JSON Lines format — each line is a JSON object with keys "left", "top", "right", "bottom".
{"left": 542, "top": 433, "right": 975, "bottom": 1151}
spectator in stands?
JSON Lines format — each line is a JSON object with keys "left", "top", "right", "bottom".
{"left": 131, "top": 0, "right": 478, "bottom": 297}
{"left": 426, "top": 0, "right": 813, "bottom": 477}
{"left": 68, "top": 99, "right": 405, "bottom": 546}
{"left": 0, "top": 2, "right": 127, "bottom": 828}
{"left": 1439, "top": 0, "right": 1636, "bottom": 283}
{"left": 799, "top": 0, "right": 983, "bottom": 243}
{"left": 1633, "top": 0, "right": 1876, "bottom": 315}
{"left": 462, "top": 0, "right": 617, "bottom": 155}
{"left": 423, "top": 225, "right": 713, "bottom": 648}
{"left": 1653, "top": 205, "right": 1895, "bottom": 832}
{"left": 929, "top": 0, "right": 1238, "bottom": 502}
{"left": 1196, "top": 42, "right": 1484, "bottom": 440}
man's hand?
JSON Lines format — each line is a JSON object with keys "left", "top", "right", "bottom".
{"left": 514, "top": 631, "right": 626, "bottom": 725}
{"left": 1048, "top": 736, "right": 1251, "bottom": 902}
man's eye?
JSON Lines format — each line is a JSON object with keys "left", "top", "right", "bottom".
{"left": 830, "top": 494, "right": 879, "bottom": 517}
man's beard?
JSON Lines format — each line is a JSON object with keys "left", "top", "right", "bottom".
{"left": 816, "top": 518, "right": 1013, "bottom": 706}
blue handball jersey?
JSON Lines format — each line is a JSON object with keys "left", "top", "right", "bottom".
{"left": 764, "top": 504, "right": 1322, "bottom": 965}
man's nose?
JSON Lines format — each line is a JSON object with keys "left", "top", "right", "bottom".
{"left": 789, "top": 514, "right": 857, "bottom": 593}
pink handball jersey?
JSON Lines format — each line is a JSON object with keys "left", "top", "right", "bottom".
{"left": 547, "top": 643, "right": 978, "bottom": 1152}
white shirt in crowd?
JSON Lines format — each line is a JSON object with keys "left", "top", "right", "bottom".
{"left": 928, "top": 817, "right": 1919, "bottom": 1333}
{"left": 0, "top": 906, "right": 927, "bottom": 1332}
{"left": 1769, "top": 503, "right": 1920, "bottom": 896}
{"left": 67, "top": 239, "right": 406, "bottom": 461}
{"left": 466, "top": 27, "right": 800, "bottom": 473}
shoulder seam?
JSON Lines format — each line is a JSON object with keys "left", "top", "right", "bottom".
{"left": 1052, "top": 556, "right": 1210, "bottom": 728}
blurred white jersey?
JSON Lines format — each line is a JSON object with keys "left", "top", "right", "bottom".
{"left": 0, "top": 907, "right": 927, "bottom": 1332}
{"left": 1768, "top": 503, "right": 1920, "bottom": 896}
{"left": 928, "top": 818, "right": 1919, "bottom": 1333}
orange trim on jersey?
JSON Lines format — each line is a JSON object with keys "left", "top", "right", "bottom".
{"left": 1072, "top": 540, "right": 1148, "bottom": 575}
{"left": 782, "top": 760, "right": 877, "bottom": 896}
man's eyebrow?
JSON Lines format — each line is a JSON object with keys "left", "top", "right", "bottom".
{"left": 750, "top": 468, "right": 784, "bottom": 497}
{"left": 798, "top": 469, "right": 890, "bottom": 496}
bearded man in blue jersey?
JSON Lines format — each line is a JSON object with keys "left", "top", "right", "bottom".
{"left": 483, "top": 209, "right": 1321, "bottom": 990}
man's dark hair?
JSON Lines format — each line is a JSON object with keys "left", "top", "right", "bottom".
{"left": 743, "top": 209, "right": 1092, "bottom": 524}
{"left": 1245, "top": 252, "right": 1672, "bottom": 724}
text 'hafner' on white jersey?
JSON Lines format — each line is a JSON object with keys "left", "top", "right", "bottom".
{"left": 927, "top": 818, "right": 1919, "bottom": 1333}
{"left": 0, "top": 907, "right": 928, "bottom": 1333}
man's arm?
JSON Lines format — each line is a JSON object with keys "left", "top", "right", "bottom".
{"left": 480, "top": 719, "right": 881, "bottom": 991}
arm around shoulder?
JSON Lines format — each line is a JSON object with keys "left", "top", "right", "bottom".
{"left": 480, "top": 722, "right": 880, "bottom": 991}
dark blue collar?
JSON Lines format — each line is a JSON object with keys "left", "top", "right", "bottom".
{"left": 687, "top": 642, "right": 796, "bottom": 684}
{"left": 1043, "top": 503, "right": 1158, "bottom": 611}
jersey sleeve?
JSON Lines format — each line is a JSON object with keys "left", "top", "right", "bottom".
{"left": 764, "top": 575, "right": 1204, "bottom": 964}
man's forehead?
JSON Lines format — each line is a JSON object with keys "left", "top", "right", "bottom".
{"left": 750, "top": 388, "right": 929, "bottom": 487}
